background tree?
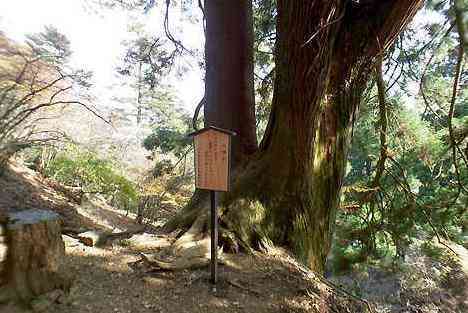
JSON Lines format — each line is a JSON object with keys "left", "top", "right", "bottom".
{"left": 0, "top": 27, "right": 94, "bottom": 172}
{"left": 252, "top": 0, "right": 276, "bottom": 138}
{"left": 25, "top": 25, "right": 72, "bottom": 65}
{"left": 117, "top": 24, "right": 178, "bottom": 125}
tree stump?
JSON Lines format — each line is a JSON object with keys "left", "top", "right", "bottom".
{"left": 0, "top": 209, "right": 70, "bottom": 303}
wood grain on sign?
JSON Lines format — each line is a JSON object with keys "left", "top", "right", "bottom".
{"left": 194, "top": 129, "right": 230, "bottom": 191}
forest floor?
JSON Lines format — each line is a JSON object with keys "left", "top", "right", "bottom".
{"left": 330, "top": 239, "right": 468, "bottom": 313}
{"left": 0, "top": 161, "right": 467, "bottom": 313}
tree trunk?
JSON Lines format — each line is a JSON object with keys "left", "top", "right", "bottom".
{"left": 164, "top": 0, "right": 258, "bottom": 231}
{"left": 204, "top": 0, "right": 257, "bottom": 166}
{"left": 167, "top": 0, "right": 423, "bottom": 273}
{"left": 225, "top": 0, "right": 423, "bottom": 272}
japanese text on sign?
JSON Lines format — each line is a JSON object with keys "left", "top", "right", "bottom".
{"left": 194, "top": 130, "right": 230, "bottom": 191}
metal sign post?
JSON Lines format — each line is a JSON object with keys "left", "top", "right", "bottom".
{"left": 210, "top": 190, "right": 218, "bottom": 286}
{"left": 188, "top": 126, "right": 235, "bottom": 291}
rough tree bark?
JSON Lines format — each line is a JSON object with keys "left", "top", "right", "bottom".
{"left": 164, "top": 0, "right": 257, "bottom": 231}
{"left": 204, "top": 0, "right": 258, "bottom": 165}
{"left": 0, "top": 209, "right": 70, "bottom": 304}
{"left": 139, "top": 1, "right": 258, "bottom": 225}
{"left": 166, "top": 0, "right": 423, "bottom": 273}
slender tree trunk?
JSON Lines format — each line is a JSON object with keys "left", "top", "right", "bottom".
{"left": 372, "top": 57, "right": 389, "bottom": 188}
{"left": 204, "top": 0, "right": 257, "bottom": 166}
{"left": 164, "top": 0, "right": 257, "bottom": 230}
{"left": 136, "top": 61, "right": 142, "bottom": 125}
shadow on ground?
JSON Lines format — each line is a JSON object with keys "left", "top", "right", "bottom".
{"left": 1, "top": 239, "right": 368, "bottom": 313}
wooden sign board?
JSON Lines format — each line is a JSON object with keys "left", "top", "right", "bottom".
{"left": 190, "top": 127, "right": 234, "bottom": 192}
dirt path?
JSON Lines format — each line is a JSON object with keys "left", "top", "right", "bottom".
{"left": 0, "top": 162, "right": 366, "bottom": 313}
{"left": 41, "top": 207, "right": 365, "bottom": 313}
{"left": 2, "top": 162, "right": 466, "bottom": 313}
{"left": 3, "top": 231, "right": 366, "bottom": 313}
{"left": 43, "top": 240, "right": 346, "bottom": 313}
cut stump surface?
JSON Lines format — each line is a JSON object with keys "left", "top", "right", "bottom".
{"left": 0, "top": 209, "right": 70, "bottom": 303}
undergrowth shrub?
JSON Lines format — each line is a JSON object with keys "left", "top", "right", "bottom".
{"left": 43, "top": 145, "right": 138, "bottom": 211}
{"left": 137, "top": 158, "right": 193, "bottom": 223}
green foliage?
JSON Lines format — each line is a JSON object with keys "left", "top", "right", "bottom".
{"left": 142, "top": 90, "right": 192, "bottom": 157}
{"left": 44, "top": 145, "right": 138, "bottom": 211}
{"left": 143, "top": 126, "right": 191, "bottom": 157}
{"left": 336, "top": 95, "right": 466, "bottom": 263}
{"left": 25, "top": 25, "right": 72, "bottom": 64}
{"left": 329, "top": 242, "right": 366, "bottom": 274}
{"left": 421, "top": 241, "right": 446, "bottom": 261}
{"left": 335, "top": 80, "right": 466, "bottom": 272}
{"left": 137, "top": 158, "right": 193, "bottom": 223}
{"left": 330, "top": 3, "right": 468, "bottom": 273}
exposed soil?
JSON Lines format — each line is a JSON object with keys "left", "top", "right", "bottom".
{"left": 0, "top": 161, "right": 367, "bottom": 313}
{"left": 0, "top": 161, "right": 466, "bottom": 313}
{"left": 20, "top": 240, "right": 366, "bottom": 313}
{"left": 0, "top": 161, "right": 102, "bottom": 231}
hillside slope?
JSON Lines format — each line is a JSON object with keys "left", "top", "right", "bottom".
{"left": 0, "top": 161, "right": 369, "bottom": 313}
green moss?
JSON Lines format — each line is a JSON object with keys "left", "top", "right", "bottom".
{"left": 421, "top": 241, "right": 448, "bottom": 262}
{"left": 224, "top": 198, "right": 266, "bottom": 248}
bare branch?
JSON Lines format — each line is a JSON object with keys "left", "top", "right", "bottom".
{"left": 447, "top": 43, "right": 467, "bottom": 199}
{"left": 371, "top": 56, "right": 388, "bottom": 188}
{"left": 192, "top": 96, "right": 205, "bottom": 130}
{"left": 163, "top": 0, "right": 191, "bottom": 54}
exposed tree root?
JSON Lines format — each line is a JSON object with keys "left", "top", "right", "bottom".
{"left": 156, "top": 153, "right": 337, "bottom": 272}
{"left": 227, "top": 278, "right": 261, "bottom": 296}
{"left": 138, "top": 236, "right": 224, "bottom": 271}
{"left": 74, "top": 228, "right": 145, "bottom": 247}
{"left": 139, "top": 246, "right": 222, "bottom": 271}
{"left": 157, "top": 161, "right": 298, "bottom": 271}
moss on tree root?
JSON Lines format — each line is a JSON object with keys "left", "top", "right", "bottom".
{"left": 165, "top": 157, "right": 337, "bottom": 273}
